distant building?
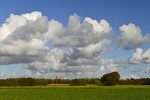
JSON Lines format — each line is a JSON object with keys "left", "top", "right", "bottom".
{"left": 56, "top": 75, "right": 60, "bottom": 79}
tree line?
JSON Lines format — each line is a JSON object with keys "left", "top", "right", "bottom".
{"left": 0, "top": 72, "right": 150, "bottom": 86}
{"left": 0, "top": 78, "right": 101, "bottom": 86}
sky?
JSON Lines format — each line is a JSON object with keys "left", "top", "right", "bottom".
{"left": 0, "top": 0, "right": 150, "bottom": 79}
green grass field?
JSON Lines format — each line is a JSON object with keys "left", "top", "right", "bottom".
{"left": 0, "top": 85, "right": 150, "bottom": 100}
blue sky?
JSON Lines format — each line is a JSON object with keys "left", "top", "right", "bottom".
{"left": 0, "top": 0, "right": 150, "bottom": 79}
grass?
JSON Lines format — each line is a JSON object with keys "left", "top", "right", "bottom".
{"left": 0, "top": 85, "right": 150, "bottom": 100}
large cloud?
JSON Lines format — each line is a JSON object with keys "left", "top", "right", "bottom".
{"left": 0, "top": 11, "right": 43, "bottom": 42}
{"left": 0, "top": 11, "right": 120, "bottom": 78}
{"left": 117, "top": 23, "right": 150, "bottom": 49}
{"left": 52, "top": 14, "right": 114, "bottom": 47}
{"left": 0, "top": 11, "right": 50, "bottom": 64}
{"left": 130, "top": 48, "right": 150, "bottom": 64}
{"left": 23, "top": 13, "right": 115, "bottom": 74}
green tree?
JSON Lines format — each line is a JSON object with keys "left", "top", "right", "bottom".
{"left": 18, "top": 77, "right": 35, "bottom": 86}
{"left": 71, "top": 79, "right": 87, "bottom": 86}
{"left": 35, "top": 78, "right": 48, "bottom": 85}
{"left": 89, "top": 79, "right": 102, "bottom": 86}
{"left": 101, "top": 72, "right": 120, "bottom": 86}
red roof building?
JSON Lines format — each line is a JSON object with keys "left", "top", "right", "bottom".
{"left": 56, "top": 75, "right": 60, "bottom": 79}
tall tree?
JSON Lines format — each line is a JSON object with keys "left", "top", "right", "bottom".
{"left": 101, "top": 72, "right": 120, "bottom": 86}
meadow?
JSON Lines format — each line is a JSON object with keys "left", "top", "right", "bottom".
{"left": 0, "top": 85, "right": 150, "bottom": 100}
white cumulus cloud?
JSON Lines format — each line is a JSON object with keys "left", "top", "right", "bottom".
{"left": 52, "top": 14, "right": 114, "bottom": 47}
{"left": 130, "top": 48, "right": 150, "bottom": 64}
{"left": 117, "top": 23, "right": 150, "bottom": 49}
{"left": 0, "top": 11, "right": 50, "bottom": 64}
